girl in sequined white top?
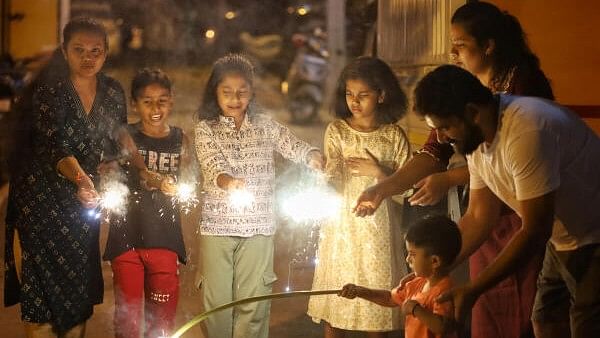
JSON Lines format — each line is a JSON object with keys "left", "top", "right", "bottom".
{"left": 308, "top": 57, "right": 411, "bottom": 337}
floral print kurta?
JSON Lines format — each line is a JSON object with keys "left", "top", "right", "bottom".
{"left": 4, "top": 73, "right": 126, "bottom": 332}
{"left": 195, "top": 112, "right": 316, "bottom": 237}
{"left": 308, "top": 119, "right": 411, "bottom": 331}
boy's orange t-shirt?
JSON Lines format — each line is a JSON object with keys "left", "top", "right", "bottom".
{"left": 391, "top": 276, "right": 457, "bottom": 338}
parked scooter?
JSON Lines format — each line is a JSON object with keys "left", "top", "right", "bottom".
{"left": 284, "top": 27, "right": 328, "bottom": 124}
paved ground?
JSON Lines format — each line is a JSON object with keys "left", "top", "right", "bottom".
{"left": 0, "top": 65, "right": 405, "bottom": 337}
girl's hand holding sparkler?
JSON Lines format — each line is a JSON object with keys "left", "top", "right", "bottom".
{"left": 306, "top": 150, "right": 325, "bottom": 171}
{"left": 217, "top": 174, "right": 255, "bottom": 210}
{"left": 217, "top": 173, "right": 246, "bottom": 191}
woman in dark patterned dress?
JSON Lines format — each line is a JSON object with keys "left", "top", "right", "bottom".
{"left": 3, "top": 18, "right": 128, "bottom": 337}
{"left": 355, "top": 3, "right": 553, "bottom": 338}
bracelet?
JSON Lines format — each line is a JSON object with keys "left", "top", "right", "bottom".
{"left": 411, "top": 302, "right": 420, "bottom": 316}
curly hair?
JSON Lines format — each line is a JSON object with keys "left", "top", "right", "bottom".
{"left": 333, "top": 56, "right": 407, "bottom": 124}
{"left": 131, "top": 68, "right": 172, "bottom": 100}
{"left": 197, "top": 54, "right": 256, "bottom": 121}
{"left": 414, "top": 65, "right": 493, "bottom": 119}
{"left": 406, "top": 215, "right": 462, "bottom": 266}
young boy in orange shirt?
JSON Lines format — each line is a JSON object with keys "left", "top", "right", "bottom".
{"left": 340, "top": 215, "right": 460, "bottom": 338}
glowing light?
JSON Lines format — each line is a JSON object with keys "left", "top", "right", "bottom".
{"left": 297, "top": 6, "right": 308, "bottom": 16}
{"left": 285, "top": 286, "right": 290, "bottom": 292}
{"left": 229, "top": 189, "right": 254, "bottom": 210}
{"left": 87, "top": 209, "right": 101, "bottom": 220}
{"left": 98, "top": 180, "right": 129, "bottom": 216}
{"left": 314, "top": 257, "right": 319, "bottom": 265}
{"left": 281, "top": 81, "right": 288, "bottom": 94}
{"left": 205, "top": 29, "right": 215, "bottom": 39}
{"left": 280, "top": 187, "right": 341, "bottom": 223}
{"left": 224, "top": 11, "right": 236, "bottom": 19}
{"left": 172, "top": 182, "right": 199, "bottom": 214}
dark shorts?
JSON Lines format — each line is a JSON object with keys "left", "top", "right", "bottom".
{"left": 531, "top": 242, "right": 600, "bottom": 337}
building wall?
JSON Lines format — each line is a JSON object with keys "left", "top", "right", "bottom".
{"left": 377, "top": 0, "right": 465, "bottom": 147}
{"left": 9, "top": 0, "right": 59, "bottom": 58}
{"left": 489, "top": 0, "right": 600, "bottom": 105}
{"left": 380, "top": 0, "right": 600, "bottom": 139}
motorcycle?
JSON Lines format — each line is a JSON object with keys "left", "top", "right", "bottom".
{"left": 284, "top": 28, "right": 328, "bottom": 124}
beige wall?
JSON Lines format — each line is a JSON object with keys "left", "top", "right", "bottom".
{"left": 490, "top": 0, "right": 600, "bottom": 105}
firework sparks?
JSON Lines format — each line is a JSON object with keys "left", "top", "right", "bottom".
{"left": 280, "top": 186, "right": 341, "bottom": 223}
{"left": 98, "top": 179, "right": 129, "bottom": 217}
{"left": 172, "top": 182, "right": 199, "bottom": 214}
{"left": 86, "top": 208, "right": 101, "bottom": 220}
{"left": 229, "top": 188, "right": 254, "bottom": 210}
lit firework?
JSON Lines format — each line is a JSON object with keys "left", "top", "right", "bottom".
{"left": 280, "top": 186, "right": 341, "bottom": 223}
{"left": 229, "top": 188, "right": 254, "bottom": 210}
{"left": 98, "top": 179, "right": 129, "bottom": 217}
{"left": 172, "top": 182, "right": 199, "bottom": 214}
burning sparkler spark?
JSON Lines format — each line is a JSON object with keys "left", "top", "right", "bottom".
{"left": 172, "top": 182, "right": 199, "bottom": 214}
{"left": 87, "top": 209, "right": 101, "bottom": 220}
{"left": 229, "top": 188, "right": 254, "bottom": 210}
{"left": 280, "top": 186, "right": 341, "bottom": 223}
{"left": 98, "top": 179, "right": 129, "bottom": 217}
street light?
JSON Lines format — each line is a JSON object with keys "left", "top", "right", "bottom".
{"left": 297, "top": 6, "right": 309, "bottom": 16}
{"left": 225, "top": 11, "right": 236, "bottom": 20}
{"left": 205, "top": 29, "right": 216, "bottom": 39}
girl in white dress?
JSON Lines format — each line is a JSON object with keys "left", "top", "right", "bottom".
{"left": 308, "top": 57, "right": 411, "bottom": 337}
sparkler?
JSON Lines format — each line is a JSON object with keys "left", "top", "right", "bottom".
{"left": 229, "top": 188, "right": 255, "bottom": 210}
{"left": 97, "top": 179, "right": 129, "bottom": 217}
{"left": 170, "top": 289, "right": 342, "bottom": 338}
{"left": 280, "top": 186, "right": 341, "bottom": 222}
{"left": 86, "top": 208, "right": 101, "bottom": 220}
{"left": 172, "top": 181, "right": 199, "bottom": 214}
{"left": 277, "top": 169, "right": 342, "bottom": 223}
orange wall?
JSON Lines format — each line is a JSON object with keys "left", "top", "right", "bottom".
{"left": 490, "top": 0, "right": 600, "bottom": 105}
{"left": 9, "top": 0, "right": 58, "bottom": 58}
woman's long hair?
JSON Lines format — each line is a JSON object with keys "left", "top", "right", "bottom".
{"left": 451, "top": 1, "right": 552, "bottom": 98}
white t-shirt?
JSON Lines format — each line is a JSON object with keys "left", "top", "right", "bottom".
{"left": 467, "top": 95, "right": 600, "bottom": 250}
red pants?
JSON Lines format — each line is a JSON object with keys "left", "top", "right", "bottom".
{"left": 111, "top": 248, "right": 179, "bottom": 338}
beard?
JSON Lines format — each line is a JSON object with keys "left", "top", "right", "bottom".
{"left": 453, "top": 121, "right": 485, "bottom": 155}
